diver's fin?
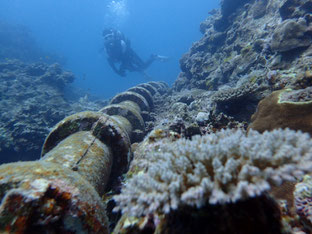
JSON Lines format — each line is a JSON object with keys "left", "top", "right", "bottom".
{"left": 155, "top": 55, "right": 169, "bottom": 62}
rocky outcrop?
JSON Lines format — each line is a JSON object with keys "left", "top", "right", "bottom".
{"left": 271, "top": 18, "right": 312, "bottom": 52}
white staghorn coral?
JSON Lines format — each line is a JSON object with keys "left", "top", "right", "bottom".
{"left": 114, "top": 128, "right": 312, "bottom": 216}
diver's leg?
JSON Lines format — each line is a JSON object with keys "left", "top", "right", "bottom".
{"left": 108, "top": 58, "right": 123, "bottom": 75}
{"left": 118, "top": 63, "right": 127, "bottom": 76}
{"left": 121, "top": 58, "right": 138, "bottom": 72}
{"left": 124, "top": 49, "right": 166, "bottom": 72}
{"left": 128, "top": 53, "right": 156, "bottom": 71}
{"left": 128, "top": 50, "right": 145, "bottom": 70}
{"left": 141, "top": 55, "right": 158, "bottom": 69}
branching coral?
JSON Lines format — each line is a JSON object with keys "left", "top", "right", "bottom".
{"left": 211, "top": 82, "right": 268, "bottom": 121}
{"left": 114, "top": 128, "right": 312, "bottom": 217}
{"left": 294, "top": 175, "right": 312, "bottom": 230}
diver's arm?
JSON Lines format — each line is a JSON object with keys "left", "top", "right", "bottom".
{"left": 120, "top": 40, "right": 127, "bottom": 54}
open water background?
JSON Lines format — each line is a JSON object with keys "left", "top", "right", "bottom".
{"left": 0, "top": 0, "right": 219, "bottom": 99}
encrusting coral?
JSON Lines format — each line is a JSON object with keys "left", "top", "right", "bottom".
{"left": 248, "top": 88, "right": 312, "bottom": 135}
{"left": 114, "top": 128, "right": 312, "bottom": 217}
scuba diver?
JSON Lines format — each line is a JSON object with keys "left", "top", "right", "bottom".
{"left": 102, "top": 28, "right": 167, "bottom": 77}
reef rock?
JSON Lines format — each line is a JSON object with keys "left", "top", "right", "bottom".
{"left": 271, "top": 18, "right": 312, "bottom": 52}
{"left": 279, "top": 0, "right": 312, "bottom": 20}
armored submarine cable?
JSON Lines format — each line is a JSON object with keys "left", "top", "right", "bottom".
{"left": 0, "top": 81, "right": 168, "bottom": 233}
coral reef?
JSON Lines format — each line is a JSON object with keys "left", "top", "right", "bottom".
{"left": 248, "top": 88, "right": 312, "bottom": 135}
{"left": 173, "top": 0, "right": 312, "bottom": 129}
{"left": 147, "top": 88, "right": 215, "bottom": 137}
{"left": 110, "top": 0, "right": 312, "bottom": 229}
{"left": 109, "top": 2, "right": 312, "bottom": 229}
{"left": 279, "top": 0, "right": 312, "bottom": 20}
{"left": 0, "top": 60, "right": 103, "bottom": 163}
{"left": 2, "top": 0, "right": 312, "bottom": 232}
{"left": 161, "top": 0, "right": 312, "bottom": 140}
{"left": 114, "top": 128, "right": 312, "bottom": 217}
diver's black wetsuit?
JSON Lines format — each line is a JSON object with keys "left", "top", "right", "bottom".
{"left": 103, "top": 29, "right": 156, "bottom": 77}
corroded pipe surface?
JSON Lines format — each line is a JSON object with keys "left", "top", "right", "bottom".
{"left": 127, "top": 86, "right": 154, "bottom": 108}
{"left": 0, "top": 161, "right": 109, "bottom": 233}
{"left": 42, "top": 112, "right": 132, "bottom": 194}
{"left": 100, "top": 103, "right": 145, "bottom": 133}
{"left": 109, "top": 115, "right": 133, "bottom": 137}
{"left": 110, "top": 91, "right": 150, "bottom": 112}
{"left": 138, "top": 83, "right": 158, "bottom": 95}
{"left": 42, "top": 131, "right": 113, "bottom": 196}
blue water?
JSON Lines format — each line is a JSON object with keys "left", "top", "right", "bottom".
{"left": 0, "top": 0, "right": 219, "bottom": 99}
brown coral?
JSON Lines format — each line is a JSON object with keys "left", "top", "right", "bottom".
{"left": 248, "top": 88, "right": 312, "bottom": 135}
